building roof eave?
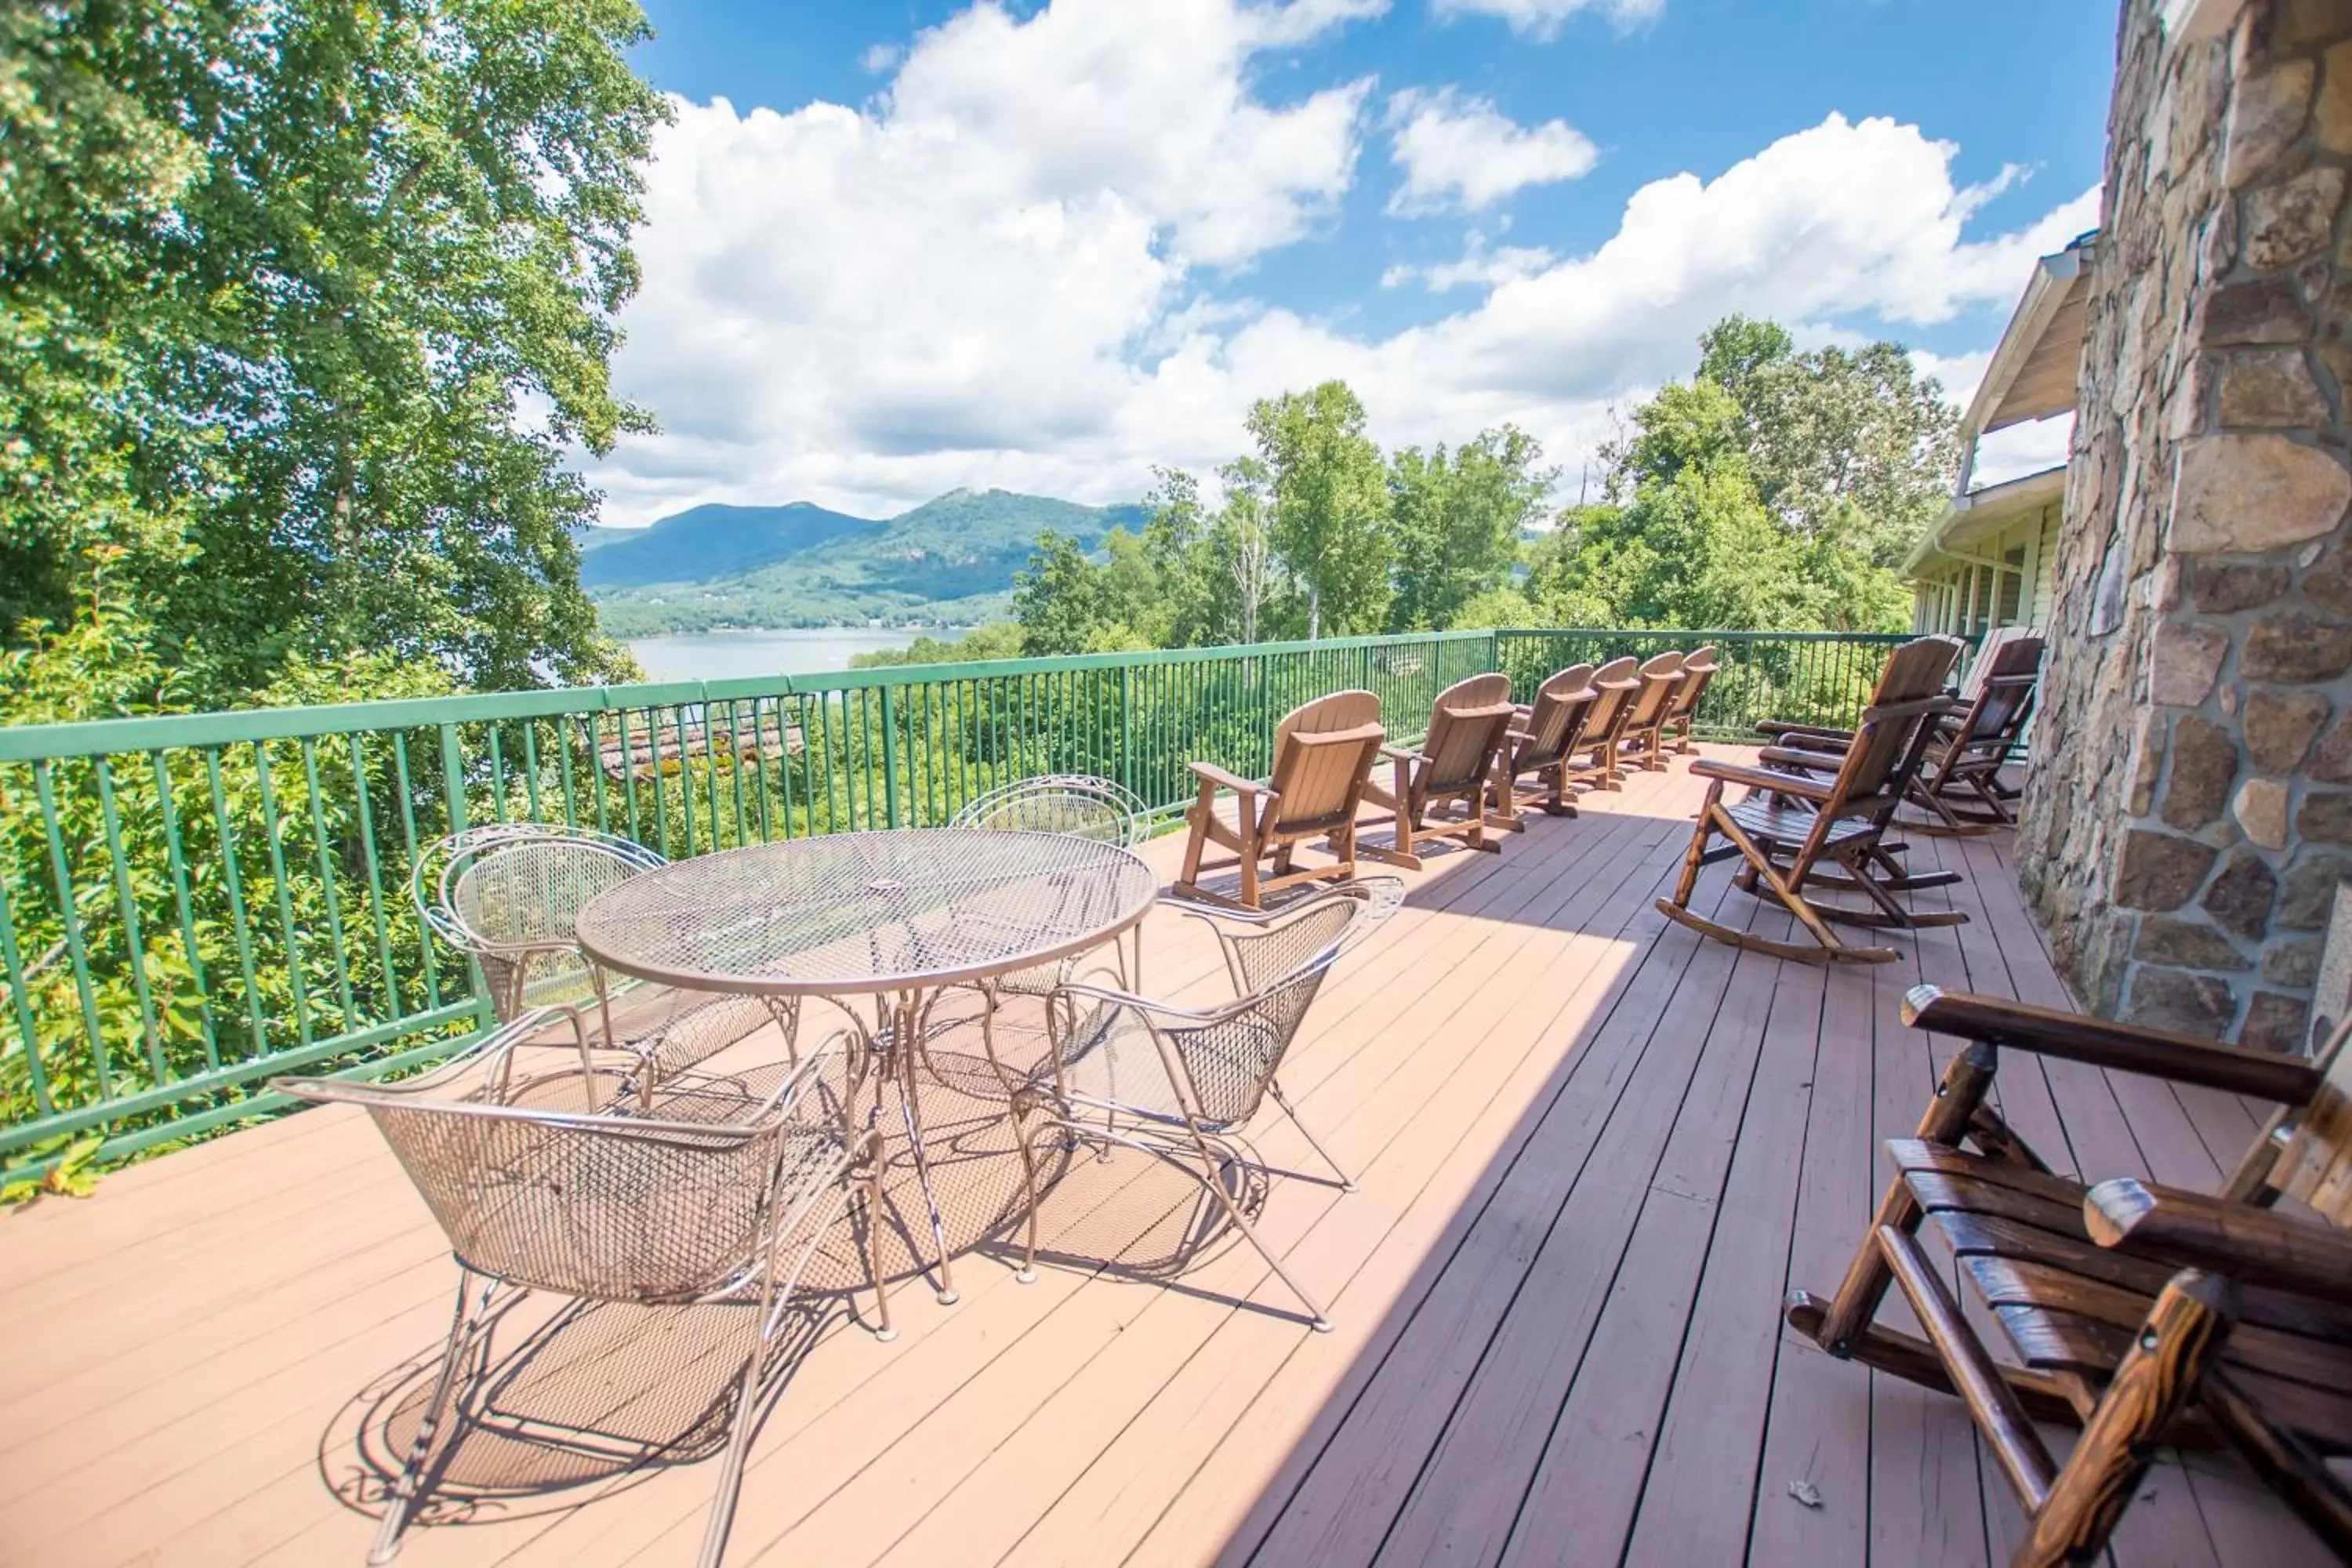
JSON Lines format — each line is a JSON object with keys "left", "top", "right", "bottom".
{"left": 1904, "top": 464, "right": 2070, "bottom": 577}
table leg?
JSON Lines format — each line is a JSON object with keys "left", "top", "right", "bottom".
{"left": 894, "top": 987, "right": 959, "bottom": 1305}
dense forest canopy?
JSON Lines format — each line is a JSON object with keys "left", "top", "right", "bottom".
{"left": 1000, "top": 318, "right": 1958, "bottom": 660}
{"left": 1, "top": 0, "right": 666, "bottom": 720}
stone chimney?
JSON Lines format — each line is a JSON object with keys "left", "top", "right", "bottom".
{"left": 2020, "top": 0, "right": 2352, "bottom": 1051}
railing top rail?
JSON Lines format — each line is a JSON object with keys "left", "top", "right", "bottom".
{"left": 0, "top": 628, "right": 1503, "bottom": 760}
{"left": 1502, "top": 627, "right": 1914, "bottom": 644}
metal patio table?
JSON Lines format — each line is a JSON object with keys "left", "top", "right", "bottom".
{"left": 574, "top": 827, "right": 1159, "bottom": 1305}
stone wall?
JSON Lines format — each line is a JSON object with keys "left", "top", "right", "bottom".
{"left": 2020, "top": 0, "right": 2352, "bottom": 1051}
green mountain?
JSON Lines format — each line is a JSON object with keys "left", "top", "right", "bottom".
{"left": 579, "top": 502, "right": 876, "bottom": 586}
{"left": 586, "top": 488, "right": 1144, "bottom": 637}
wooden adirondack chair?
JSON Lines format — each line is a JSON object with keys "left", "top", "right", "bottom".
{"left": 1359, "top": 673, "right": 1520, "bottom": 869}
{"left": 1654, "top": 636, "right": 1965, "bottom": 964}
{"left": 1759, "top": 633, "right": 2045, "bottom": 837}
{"left": 1788, "top": 984, "right": 2352, "bottom": 1566}
{"left": 1173, "top": 690, "right": 1387, "bottom": 911}
{"left": 1661, "top": 643, "right": 1719, "bottom": 755}
{"left": 1494, "top": 663, "right": 1599, "bottom": 827}
{"left": 1563, "top": 655, "right": 1642, "bottom": 791}
{"left": 1611, "top": 650, "right": 1686, "bottom": 775}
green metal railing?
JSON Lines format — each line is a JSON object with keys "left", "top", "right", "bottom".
{"left": 0, "top": 625, "right": 1907, "bottom": 1166}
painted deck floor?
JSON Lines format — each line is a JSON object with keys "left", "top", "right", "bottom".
{"left": 0, "top": 750, "right": 2332, "bottom": 1568}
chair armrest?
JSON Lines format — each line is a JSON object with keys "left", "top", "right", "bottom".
{"left": 1755, "top": 745, "right": 1843, "bottom": 772}
{"left": 1380, "top": 743, "right": 1423, "bottom": 764}
{"left": 2087, "top": 1178, "right": 2352, "bottom": 1299}
{"left": 1762, "top": 731, "right": 1851, "bottom": 757}
{"left": 1759, "top": 728, "right": 1863, "bottom": 747}
{"left": 1188, "top": 760, "right": 1260, "bottom": 797}
{"left": 1901, "top": 985, "right": 2323, "bottom": 1104}
{"left": 1689, "top": 757, "right": 1835, "bottom": 802}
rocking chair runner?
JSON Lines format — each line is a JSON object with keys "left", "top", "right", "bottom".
{"left": 1359, "top": 673, "right": 1521, "bottom": 869}
{"left": 1173, "top": 690, "right": 1386, "bottom": 910}
{"left": 1654, "top": 636, "right": 1966, "bottom": 965}
{"left": 1563, "top": 656, "right": 1642, "bottom": 791}
{"left": 1494, "top": 663, "right": 1599, "bottom": 826}
{"left": 1611, "top": 650, "right": 1686, "bottom": 775}
{"left": 1788, "top": 985, "right": 2352, "bottom": 1566}
{"left": 1660, "top": 643, "right": 1719, "bottom": 755}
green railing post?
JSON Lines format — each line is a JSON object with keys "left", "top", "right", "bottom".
{"left": 1119, "top": 666, "right": 1135, "bottom": 795}
{"left": 880, "top": 684, "right": 902, "bottom": 829}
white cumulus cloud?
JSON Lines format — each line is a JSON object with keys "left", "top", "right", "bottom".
{"left": 1385, "top": 88, "right": 1599, "bottom": 213}
{"left": 1381, "top": 234, "right": 1559, "bottom": 291}
{"left": 585, "top": 0, "right": 2099, "bottom": 531}
{"left": 1432, "top": 0, "right": 1666, "bottom": 41}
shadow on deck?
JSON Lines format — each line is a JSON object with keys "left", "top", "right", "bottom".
{"left": 0, "top": 752, "right": 2328, "bottom": 1567}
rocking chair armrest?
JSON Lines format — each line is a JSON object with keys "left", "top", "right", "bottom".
{"left": 2086, "top": 1178, "right": 2352, "bottom": 1300}
{"left": 1755, "top": 720, "right": 1856, "bottom": 742}
{"left": 1755, "top": 744, "right": 1845, "bottom": 772}
{"left": 1187, "top": 760, "right": 1261, "bottom": 798}
{"left": 1900, "top": 985, "right": 2324, "bottom": 1104}
{"left": 1688, "top": 757, "right": 1836, "bottom": 801}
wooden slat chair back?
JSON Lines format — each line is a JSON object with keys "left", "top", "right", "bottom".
{"left": 1612, "top": 650, "right": 1686, "bottom": 775}
{"left": 1565, "top": 655, "right": 1642, "bottom": 791}
{"left": 1910, "top": 633, "right": 2045, "bottom": 833}
{"left": 1496, "top": 663, "right": 1599, "bottom": 826}
{"left": 1359, "top": 673, "right": 1520, "bottom": 869}
{"left": 1654, "top": 636, "right": 1965, "bottom": 965}
{"left": 1174, "top": 689, "right": 1386, "bottom": 910}
{"left": 1661, "top": 643, "right": 1719, "bottom": 755}
{"left": 1786, "top": 985, "right": 2352, "bottom": 1565}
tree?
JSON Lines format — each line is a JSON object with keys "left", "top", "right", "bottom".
{"left": 1, "top": 0, "right": 669, "bottom": 711}
{"left": 1247, "top": 382, "right": 1392, "bottom": 637}
{"left": 1688, "top": 315, "right": 1961, "bottom": 565}
{"left": 1011, "top": 532, "right": 1112, "bottom": 655}
{"left": 1387, "top": 426, "right": 1552, "bottom": 631}
{"left": 1207, "top": 457, "right": 1279, "bottom": 645}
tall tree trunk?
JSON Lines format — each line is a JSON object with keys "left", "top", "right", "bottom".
{"left": 1308, "top": 582, "right": 1321, "bottom": 640}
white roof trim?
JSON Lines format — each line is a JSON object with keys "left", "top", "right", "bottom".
{"left": 1962, "top": 241, "right": 2094, "bottom": 441}
{"left": 1904, "top": 465, "right": 2068, "bottom": 577}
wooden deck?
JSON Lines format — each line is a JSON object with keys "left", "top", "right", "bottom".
{"left": 0, "top": 752, "right": 2332, "bottom": 1568}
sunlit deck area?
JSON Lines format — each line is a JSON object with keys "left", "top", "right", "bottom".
{"left": 0, "top": 752, "right": 2328, "bottom": 1568}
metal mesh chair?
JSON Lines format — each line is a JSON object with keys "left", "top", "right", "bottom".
{"left": 414, "top": 824, "right": 785, "bottom": 1087}
{"left": 948, "top": 775, "right": 1149, "bottom": 1000}
{"left": 274, "top": 1017, "right": 887, "bottom": 1568}
{"left": 1002, "top": 880, "right": 1398, "bottom": 1331}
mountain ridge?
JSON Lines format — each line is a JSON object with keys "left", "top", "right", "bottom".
{"left": 586, "top": 487, "right": 1143, "bottom": 637}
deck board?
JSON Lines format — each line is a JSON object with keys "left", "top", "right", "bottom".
{"left": 0, "top": 751, "right": 2328, "bottom": 1568}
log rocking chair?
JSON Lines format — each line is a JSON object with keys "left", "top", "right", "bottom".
{"left": 1654, "top": 636, "right": 1965, "bottom": 964}
{"left": 1761, "top": 633, "right": 2045, "bottom": 837}
{"left": 1359, "top": 673, "right": 1521, "bottom": 869}
{"left": 1788, "top": 984, "right": 2352, "bottom": 1566}
{"left": 1172, "top": 690, "right": 1386, "bottom": 911}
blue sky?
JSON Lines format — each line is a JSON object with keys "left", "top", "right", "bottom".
{"left": 587, "top": 0, "right": 2114, "bottom": 524}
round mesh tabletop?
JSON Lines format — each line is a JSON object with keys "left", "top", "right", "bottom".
{"left": 574, "top": 829, "right": 1158, "bottom": 996}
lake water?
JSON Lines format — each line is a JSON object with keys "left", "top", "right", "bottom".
{"left": 624, "top": 627, "right": 922, "bottom": 684}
